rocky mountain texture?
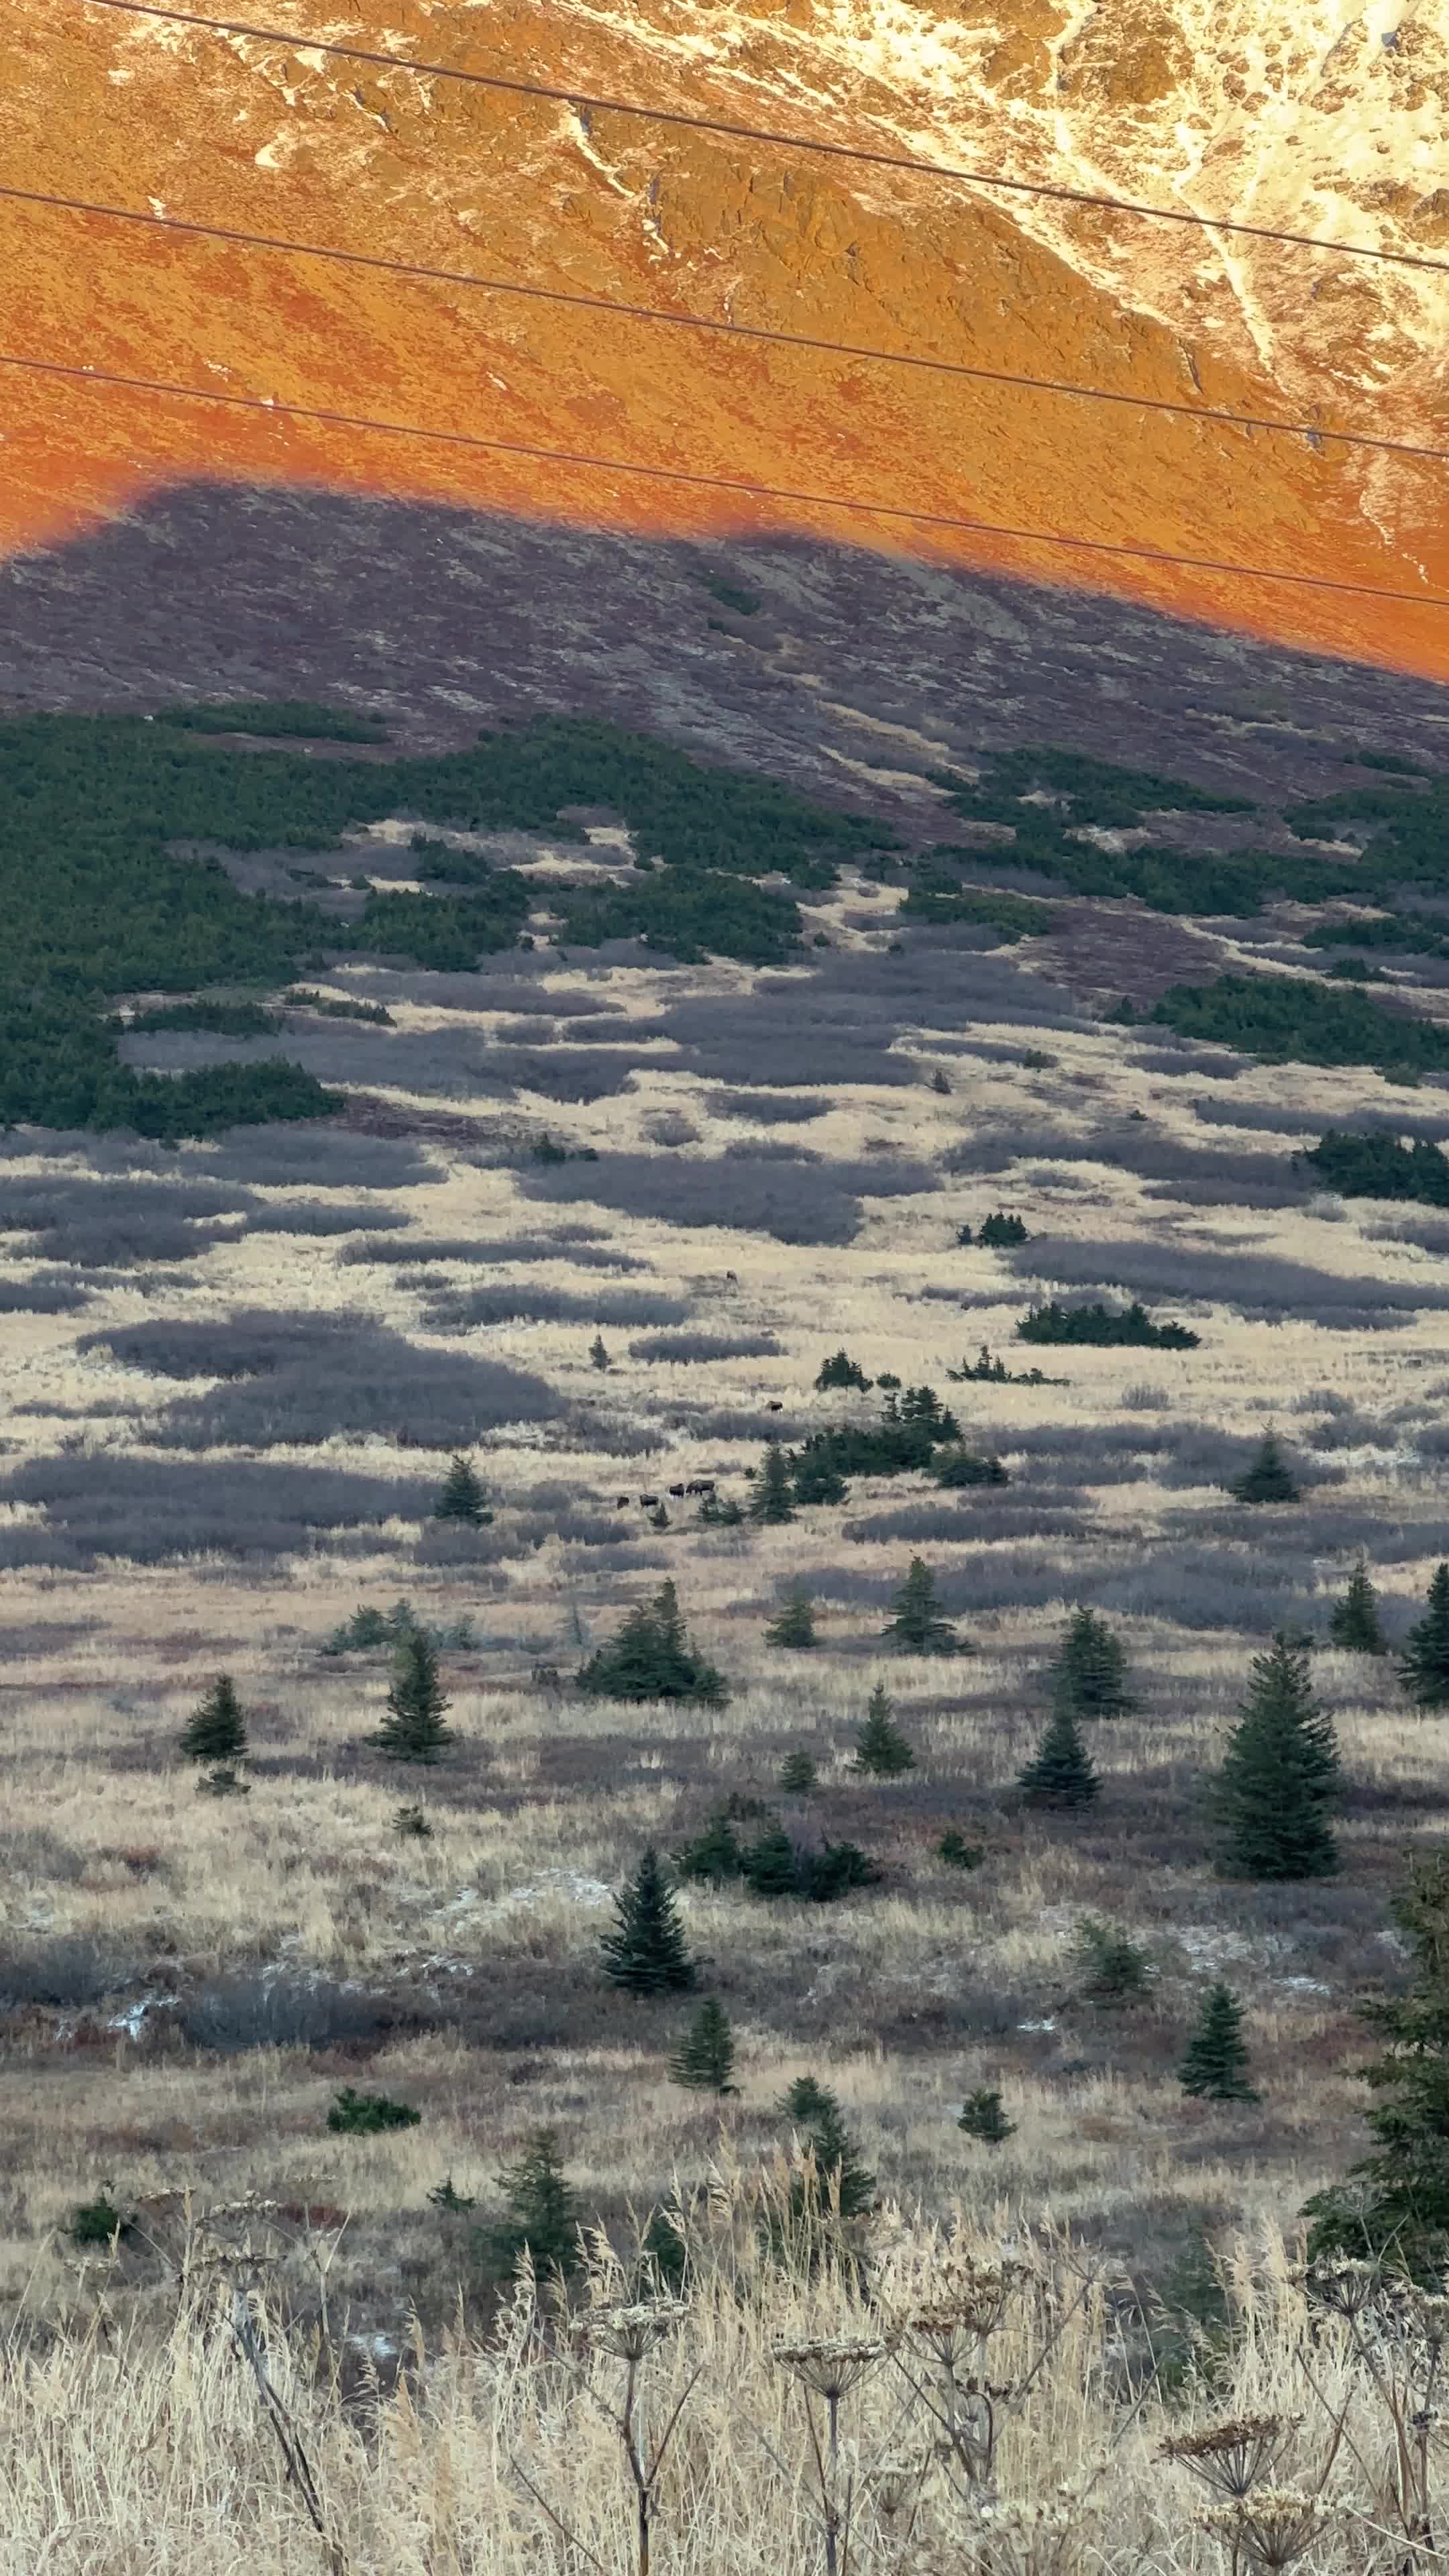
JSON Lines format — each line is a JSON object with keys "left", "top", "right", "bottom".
{"left": 4, "top": 1, "right": 1449, "bottom": 677}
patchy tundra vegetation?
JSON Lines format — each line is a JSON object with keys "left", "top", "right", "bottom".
{"left": 9, "top": 710, "right": 1449, "bottom": 2566}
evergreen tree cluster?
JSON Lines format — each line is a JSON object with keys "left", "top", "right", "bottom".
{"left": 1016, "top": 1299, "right": 1199, "bottom": 1350}
{"left": 578, "top": 1581, "right": 728, "bottom": 1706}
{"left": 674, "top": 1811, "right": 881, "bottom": 1904}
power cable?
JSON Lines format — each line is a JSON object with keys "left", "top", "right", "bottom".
{"left": 6, "top": 348, "right": 1448, "bottom": 611}
{"left": 5, "top": 182, "right": 1445, "bottom": 469}
{"left": 78, "top": 0, "right": 1449, "bottom": 282}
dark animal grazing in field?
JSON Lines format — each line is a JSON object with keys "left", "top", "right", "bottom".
{"left": 667, "top": 1483, "right": 686, "bottom": 1498}
{"left": 684, "top": 1479, "right": 715, "bottom": 1496}
{"left": 639, "top": 1494, "right": 659, "bottom": 1508}
{"left": 766, "top": 1400, "right": 784, "bottom": 1413}
{"left": 615, "top": 1495, "right": 631, "bottom": 1509}
{"left": 724, "top": 1271, "right": 739, "bottom": 1284}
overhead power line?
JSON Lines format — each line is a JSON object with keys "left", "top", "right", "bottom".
{"left": 7, "top": 348, "right": 1448, "bottom": 612}
{"left": 80, "top": 0, "right": 1449, "bottom": 282}
{"left": 7, "top": 182, "right": 1445, "bottom": 471}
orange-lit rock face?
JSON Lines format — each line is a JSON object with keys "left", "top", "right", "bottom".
{"left": 6, "top": 1, "right": 1449, "bottom": 676}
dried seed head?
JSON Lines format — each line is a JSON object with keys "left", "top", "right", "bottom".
{"left": 1299, "top": 2256, "right": 1383, "bottom": 2320}
{"left": 869, "top": 2457, "right": 920, "bottom": 2520}
{"left": 1159, "top": 2415, "right": 1299, "bottom": 2498}
{"left": 587, "top": 2300, "right": 688, "bottom": 2361}
{"left": 770, "top": 2334, "right": 890, "bottom": 2398}
{"left": 1198, "top": 2491, "right": 1333, "bottom": 2571}
{"left": 906, "top": 2257, "right": 1023, "bottom": 2346}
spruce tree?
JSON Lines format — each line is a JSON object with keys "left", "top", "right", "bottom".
{"left": 790, "top": 1451, "right": 849, "bottom": 1507}
{"left": 749, "top": 1442, "right": 796, "bottom": 1524}
{"left": 1178, "top": 1982, "right": 1260, "bottom": 2102}
{"left": 1399, "top": 1562, "right": 1449, "bottom": 1709}
{"left": 814, "top": 1350, "right": 871, "bottom": 1393}
{"left": 1303, "top": 1853, "right": 1449, "bottom": 2277}
{"left": 1216, "top": 1632, "right": 1340, "bottom": 1880}
{"left": 739, "top": 1825, "right": 802, "bottom": 1900}
{"left": 1229, "top": 1429, "right": 1299, "bottom": 1505}
{"left": 958, "top": 2088, "right": 1015, "bottom": 2143}
{"left": 881, "top": 1557, "right": 969, "bottom": 1656}
{"left": 778, "top": 2078, "right": 876, "bottom": 2220}
{"left": 668, "top": 1998, "right": 738, "bottom": 2094}
{"left": 766, "top": 1583, "right": 818, "bottom": 1650}
{"left": 674, "top": 1810, "right": 745, "bottom": 1884}
{"left": 853, "top": 1682, "right": 916, "bottom": 1778}
{"left": 478, "top": 2128, "right": 581, "bottom": 2281}
{"left": 578, "top": 1581, "right": 728, "bottom": 1706}
{"left": 1049, "top": 1606, "right": 1133, "bottom": 1717}
{"left": 432, "top": 1452, "right": 492, "bottom": 1526}
{"left": 590, "top": 1332, "right": 610, "bottom": 1371}
{"left": 372, "top": 1628, "right": 455, "bottom": 1764}
{"left": 180, "top": 1673, "right": 249, "bottom": 1768}
{"left": 778, "top": 1750, "right": 819, "bottom": 1795}
{"left": 600, "top": 1847, "right": 697, "bottom": 1995}
{"left": 1330, "top": 1557, "right": 1389, "bottom": 1656}
{"left": 1018, "top": 1704, "right": 1099, "bottom": 1809}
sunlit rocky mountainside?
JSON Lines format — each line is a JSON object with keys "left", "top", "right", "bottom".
{"left": 6, "top": 0, "right": 1449, "bottom": 676}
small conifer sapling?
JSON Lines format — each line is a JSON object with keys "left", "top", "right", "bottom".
{"left": 180, "top": 1674, "right": 249, "bottom": 1768}
{"left": 749, "top": 1442, "right": 797, "bottom": 1524}
{"left": 1229, "top": 1429, "right": 1300, "bottom": 1505}
{"left": 478, "top": 2127, "right": 581, "bottom": 2281}
{"left": 1216, "top": 1632, "right": 1340, "bottom": 1880}
{"left": 778, "top": 2077, "right": 875, "bottom": 2223}
{"left": 1049, "top": 1607, "right": 1133, "bottom": 1718}
{"left": 881, "top": 1557, "right": 969, "bottom": 1656}
{"left": 766, "top": 1583, "right": 818, "bottom": 1650}
{"left": 590, "top": 1332, "right": 611, "bottom": 1371}
{"left": 1329, "top": 1558, "right": 1389, "bottom": 1656}
{"left": 668, "top": 1998, "right": 739, "bottom": 2094}
{"left": 1018, "top": 1705, "right": 1099, "bottom": 1810}
{"left": 601, "top": 1847, "right": 697, "bottom": 1994}
{"left": 853, "top": 1683, "right": 916, "bottom": 1778}
{"left": 1178, "top": 1982, "right": 1260, "bottom": 2102}
{"left": 959, "top": 2088, "right": 1015, "bottom": 2143}
{"left": 778, "top": 1750, "right": 820, "bottom": 1795}
{"left": 432, "top": 1452, "right": 492, "bottom": 1526}
{"left": 372, "top": 1628, "right": 456, "bottom": 1764}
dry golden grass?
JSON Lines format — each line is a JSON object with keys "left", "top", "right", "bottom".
{"left": 5, "top": 2198, "right": 1447, "bottom": 2575}
{"left": 3, "top": 952, "right": 1448, "bottom": 2398}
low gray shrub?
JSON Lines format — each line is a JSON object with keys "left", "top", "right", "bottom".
{"left": 341, "top": 1233, "right": 648, "bottom": 1271}
{"left": 0, "top": 1273, "right": 95, "bottom": 1313}
{"left": 0, "top": 1937, "right": 124, "bottom": 2008}
{"left": 80, "top": 1312, "right": 566, "bottom": 1446}
{"left": 707, "top": 1090, "right": 830, "bottom": 1123}
{"left": 177, "top": 1974, "right": 402, "bottom": 2053}
{"left": 244, "top": 1201, "right": 409, "bottom": 1237}
{"left": 423, "top": 1284, "right": 690, "bottom": 1330}
{"left": 203, "top": 1125, "right": 437, "bottom": 1187}
{"left": 0, "top": 1454, "right": 422, "bottom": 1564}
{"left": 626, "top": 1330, "right": 781, "bottom": 1362}
{"left": 1003, "top": 1234, "right": 1449, "bottom": 1326}
{"left": 519, "top": 1148, "right": 935, "bottom": 1245}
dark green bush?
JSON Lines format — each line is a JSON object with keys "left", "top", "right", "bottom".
{"left": 1152, "top": 971, "right": 1449, "bottom": 1078}
{"left": 70, "top": 2192, "right": 131, "bottom": 2247}
{"left": 1016, "top": 1299, "right": 1198, "bottom": 1350}
{"left": 1303, "top": 1129, "right": 1449, "bottom": 1207}
{"left": 327, "top": 2088, "right": 421, "bottom": 2134}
